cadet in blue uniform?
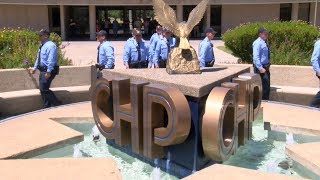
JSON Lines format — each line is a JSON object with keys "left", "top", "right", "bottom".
{"left": 30, "top": 29, "right": 61, "bottom": 108}
{"left": 310, "top": 38, "right": 320, "bottom": 108}
{"left": 149, "top": 26, "right": 163, "bottom": 68}
{"left": 123, "top": 29, "right": 150, "bottom": 69}
{"left": 253, "top": 28, "right": 271, "bottom": 100}
{"left": 153, "top": 29, "right": 174, "bottom": 68}
{"left": 96, "top": 30, "right": 115, "bottom": 78}
{"left": 198, "top": 28, "right": 216, "bottom": 68}
{"left": 150, "top": 26, "right": 163, "bottom": 47}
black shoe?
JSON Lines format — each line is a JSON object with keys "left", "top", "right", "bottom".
{"left": 42, "top": 105, "right": 50, "bottom": 109}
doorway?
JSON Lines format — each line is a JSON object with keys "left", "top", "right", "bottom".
{"left": 66, "top": 6, "right": 90, "bottom": 40}
{"left": 183, "top": 5, "right": 205, "bottom": 39}
{"left": 48, "top": 6, "right": 61, "bottom": 35}
{"left": 96, "top": 6, "right": 156, "bottom": 39}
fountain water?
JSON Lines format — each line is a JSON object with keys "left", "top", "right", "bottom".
{"left": 151, "top": 167, "right": 161, "bottom": 180}
{"left": 91, "top": 125, "right": 100, "bottom": 143}
{"left": 266, "top": 160, "right": 278, "bottom": 173}
{"left": 73, "top": 144, "right": 82, "bottom": 158}
{"left": 286, "top": 133, "right": 295, "bottom": 145}
{"left": 166, "top": 151, "right": 171, "bottom": 173}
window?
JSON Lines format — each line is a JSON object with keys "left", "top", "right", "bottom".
{"left": 280, "top": 4, "right": 292, "bottom": 21}
{"left": 298, "top": 3, "right": 310, "bottom": 22}
{"left": 210, "top": 5, "right": 221, "bottom": 37}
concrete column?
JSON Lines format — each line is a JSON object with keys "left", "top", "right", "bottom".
{"left": 312, "top": 1, "right": 319, "bottom": 26}
{"left": 206, "top": 5, "right": 211, "bottom": 29}
{"left": 310, "top": 2, "right": 316, "bottom": 25}
{"left": 89, "top": 5, "right": 96, "bottom": 40}
{"left": 60, "top": 5, "right": 66, "bottom": 40}
{"left": 291, "top": 3, "right": 299, "bottom": 21}
{"left": 177, "top": 5, "right": 183, "bottom": 22}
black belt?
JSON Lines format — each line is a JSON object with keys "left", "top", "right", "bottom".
{"left": 38, "top": 65, "right": 60, "bottom": 74}
{"left": 254, "top": 63, "right": 271, "bottom": 70}
{"left": 129, "top": 61, "right": 148, "bottom": 68}
{"left": 95, "top": 64, "right": 115, "bottom": 70}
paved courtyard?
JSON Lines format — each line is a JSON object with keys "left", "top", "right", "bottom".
{"left": 63, "top": 40, "right": 238, "bottom": 69}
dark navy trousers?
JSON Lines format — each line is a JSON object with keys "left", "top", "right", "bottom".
{"left": 39, "top": 72, "right": 60, "bottom": 108}
{"left": 310, "top": 79, "right": 320, "bottom": 108}
{"left": 254, "top": 68, "right": 270, "bottom": 100}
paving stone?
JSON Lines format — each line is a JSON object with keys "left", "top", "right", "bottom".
{"left": 102, "top": 65, "right": 250, "bottom": 98}
{"left": 263, "top": 101, "right": 320, "bottom": 136}
{"left": 183, "top": 164, "right": 301, "bottom": 180}
{"left": 0, "top": 158, "right": 121, "bottom": 180}
{"left": 286, "top": 142, "right": 320, "bottom": 177}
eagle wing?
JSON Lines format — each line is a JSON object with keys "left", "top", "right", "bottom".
{"left": 186, "top": 0, "right": 209, "bottom": 35}
{"left": 152, "top": 0, "right": 180, "bottom": 37}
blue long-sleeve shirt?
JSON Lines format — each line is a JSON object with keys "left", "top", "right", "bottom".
{"left": 123, "top": 39, "right": 149, "bottom": 66}
{"left": 311, "top": 39, "right": 320, "bottom": 73}
{"left": 253, "top": 37, "right": 269, "bottom": 70}
{"left": 98, "top": 40, "right": 115, "bottom": 69}
{"left": 198, "top": 37, "right": 214, "bottom": 67}
{"left": 33, "top": 39, "right": 57, "bottom": 73}
{"left": 153, "top": 38, "right": 170, "bottom": 66}
{"left": 150, "top": 33, "right": 162, "bottom": 47}
{"left": 149, "top": 33, "right": 162, "bottom": 65}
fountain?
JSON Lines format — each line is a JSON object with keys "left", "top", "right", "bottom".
{"left": 0, "top": 1, "right": 319, "bottom": 179}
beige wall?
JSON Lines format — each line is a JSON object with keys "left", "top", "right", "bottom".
{"left": 0, "top": 66, "right": 92, "bottom": 93}
{"left": 0, "top": 5, "right": 48, "bottom": 30}
{"left": 221, "top": 4, "right": 280, "bottom": 33}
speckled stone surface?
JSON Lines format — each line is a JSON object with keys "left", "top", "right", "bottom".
{"left": 0, "top": 158, "right": 121, "bottom": 180}
{"left": 102, "top": 65, "right": 250, "bottom": 98}
{"left": 286, "top": 142, "right": 320, "bottom": 177}
{"left": 183, "top": 164, "right": 300, "bottom": 180}
{"left": 262, "top": 101, "right": 320, "bottom": 136}
{"left": 0, "top": 103, "right": 92, "bottom": 159}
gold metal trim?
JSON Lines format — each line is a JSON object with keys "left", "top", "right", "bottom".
{"left": 202, "top": 87, "right": 236, "bottom": 162}
{"left": 91, "top": 78, "right": 115, "bottom": 139}
{"left": 143, "top": 84, "right": 191, "bottom": 159}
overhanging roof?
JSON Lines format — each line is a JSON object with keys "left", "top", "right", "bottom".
{"left": 0, "top": 0, "right": 316, "bottom": 5}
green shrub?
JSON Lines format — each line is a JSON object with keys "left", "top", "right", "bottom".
{"left": 0, "top": 28, "right": 72, "bottom": 69}
{"left": 222, "top": 21, "right": 320, "bottom": 65}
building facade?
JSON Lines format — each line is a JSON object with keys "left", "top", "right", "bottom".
{"left": 0, "top": 0, "right": 319, "bottom": 40}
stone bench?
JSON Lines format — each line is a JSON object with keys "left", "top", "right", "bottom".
{"left": 0, "top": 85, "right": 90, "bottom": 116}
{"left": 270, "top": 85, "right": 319, "bottom": 106}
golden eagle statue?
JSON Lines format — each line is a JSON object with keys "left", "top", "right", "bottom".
{"left": 153, "top": 0, "right": 209, "bottom": 49}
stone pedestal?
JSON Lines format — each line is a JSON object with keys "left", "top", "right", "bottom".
{"left": 94, "top": 65, "right": 253, "bottom": 178}
{"left": 166, "top": 47, "right": 201, "bottom": 74}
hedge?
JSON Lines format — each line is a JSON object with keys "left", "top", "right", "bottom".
{"left": 0, "top": 28, "right": 71, "bottom": 69}
{"left": 222, "top": 21, "right": 320, "bottom": 65}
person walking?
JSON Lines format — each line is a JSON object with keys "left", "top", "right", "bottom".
{"left": 123, "top": 29, "right": 149, "bottom": 69}
{"left": 104, "top": 18, "right": 111, "bottom": 36}
{"left": 310, "top": 38, "right": 320, "bottom": 108}
{"left": 30, "top": 29, "right": 61, "bottom": 108}
{"left": 153, "top": 29, "right": 174, "bottom": 68}
{"left": 253, "top": 28, "right": 271, "bottom": 100}
{"left": 96, "top": 30, "right": 115, "bottom": 78}
{"left": 144, "top": 18, "right": 150, "bottom": 36}
{"left": 112, "top": 19, "right": 119, "bottom": 38}
{"left": 198, "top": 28, "right": 216, "bottom": 68}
